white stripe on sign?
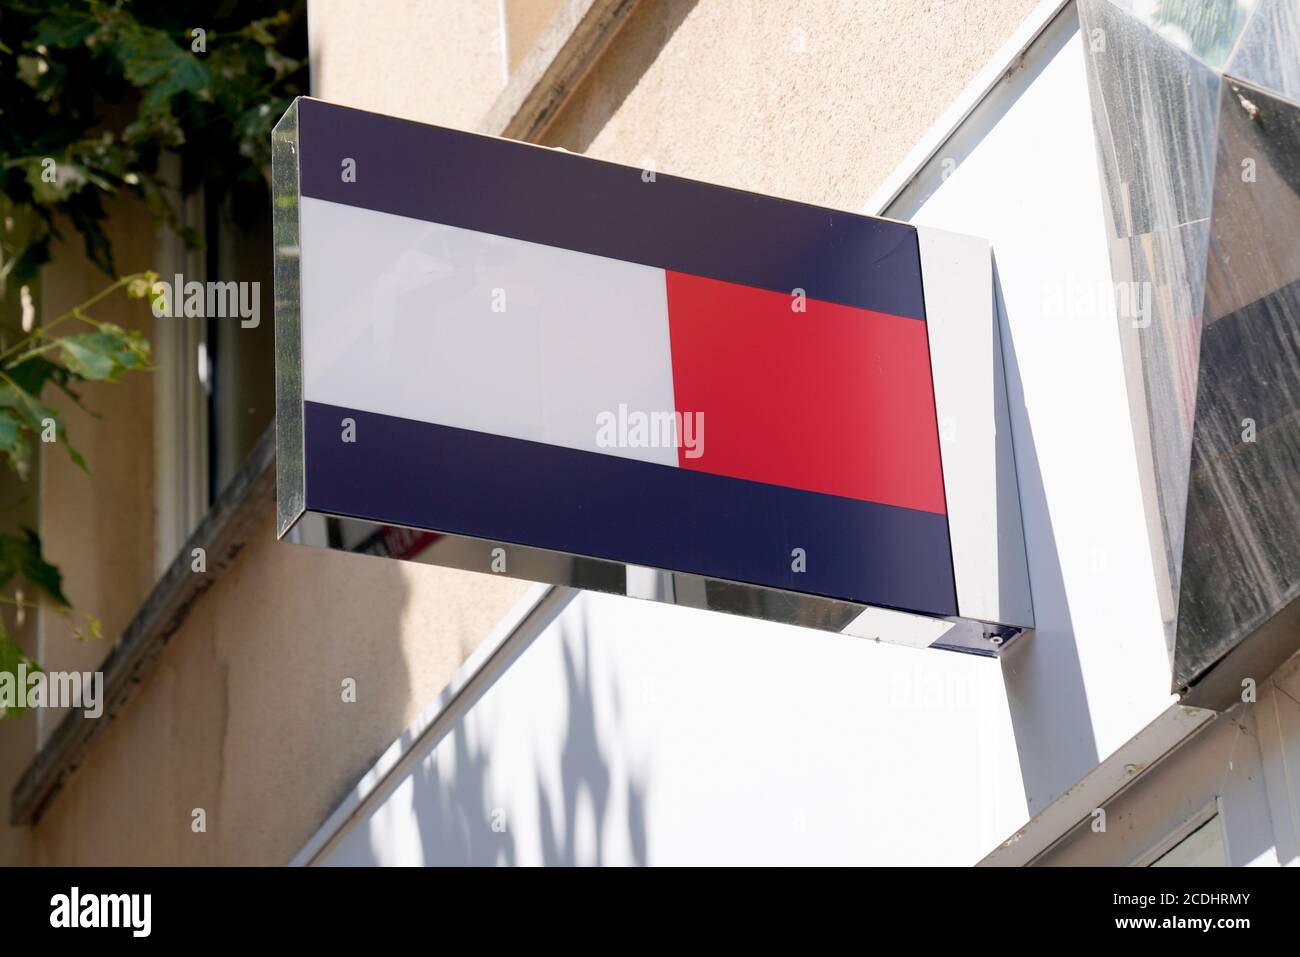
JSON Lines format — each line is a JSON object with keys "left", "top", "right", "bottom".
{"left": 299, "top": 196, "right": 680, "bottom": 466}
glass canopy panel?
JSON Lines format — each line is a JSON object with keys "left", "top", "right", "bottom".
{"left": 1105, "top": 0, "right": 1258, "bottom": 68}
{"left": 1078, "top": 0, "right": 1223, "bottom": 652}
{"left": 1176, "top": 81, "right": 1300, "bottom": 684}
{"left": 1227, "top": 0, "right": 1300, "bottom": 103}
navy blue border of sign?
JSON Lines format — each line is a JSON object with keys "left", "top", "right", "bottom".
{"left": 295, "top": 97, "right": 927, "bottom": 321}
{"left": 304, "top": 402, "right": 959, "bottom": 617}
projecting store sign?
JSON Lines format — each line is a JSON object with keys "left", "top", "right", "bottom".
{"left": 273, "top": 98, "right": 1033, "bottom": 653}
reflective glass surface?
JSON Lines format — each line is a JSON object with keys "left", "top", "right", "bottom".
{"left": 1178, "top": 80, "right": 1300, "bottom": 681}
{"left": 1228, "top": 0, "right": 1300, "bottom": 103}
{"left": 1106, "top": 0, "right": 1257, "bottom": 68}
{"left": 1081, "top": 0, "right": 1300, "bottom": 686}
{"left": 1080, "top": 0, "right": 1222, "bottom": 652}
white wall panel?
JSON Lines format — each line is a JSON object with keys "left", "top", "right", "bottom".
{"left": 307, "top": 6, "right": 1191, "bottom": 866}
{"left": 888, "top": 7, "right": 1175, "bottom": 813}
{"left": 322, "top": 588, "right": 1026, "bottom": 866}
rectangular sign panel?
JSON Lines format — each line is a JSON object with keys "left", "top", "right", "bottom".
{"left": 274, "top": 98, "right": 1032, "bottom": 652}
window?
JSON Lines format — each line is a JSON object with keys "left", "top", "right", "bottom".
{"left": 205, "top": 189, "right": 276, "bottom": 495}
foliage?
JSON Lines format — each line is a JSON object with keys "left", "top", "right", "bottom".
{"left": 0, "top": 273, "right": 153, "bottom": 715}
{"left": 0, "top": 1, "right": 306, "bottom": 715}
{"left": 0, "top": 0, "right": 307, "bottom": 289}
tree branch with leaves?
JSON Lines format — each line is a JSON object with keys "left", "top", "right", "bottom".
{"left": 0, "top": 272, "right": 155, "bottom": 710}
{"left": 0, "top": 0, "right": 305, "bottom": 715}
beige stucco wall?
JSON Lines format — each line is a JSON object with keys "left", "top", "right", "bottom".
{"left": 308, "top": 0, "right": 509, "bottom": 130}
{"left": 542, "top": 0, "right": 1040, "bottom": 207}
{"left": 34, "top": 199, "right": 159, "bottom": 740}
{"left": 1, "top": 0, "right": 1039, "bottom": 864}
{"left": 506, "top": 0, "right": 566, "bottom": 71}
{"left": 31, "top": 518, "right": 526, "bottom": 864}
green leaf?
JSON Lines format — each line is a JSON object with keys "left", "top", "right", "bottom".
{"left": 0, "top": 380, "right": 85, "bottom": 475}
{"left": 65, "top": 443, "right": 88, "bottom": 473}
{"left": 18, "top": 528, "right": 69, "bottom": 608}
{"left": 0, "top": 630, "right": 40, "bottom": 720}
{"left": 58, "top": 324, "right": 151, "bottom": 382}
{"left": 72, "top": 611, "right": 101, "bottom": 642}
{"left": 32, "top": 9, "right": 100, "bottom": 49}
{"left": 115, "top": 24, "right": 212, "bottom": 116}
{"left": 0, "top": 380, "right": 57, "bottom": 432}
{"left": 0, "top": 409, "right": 30, "bottom": 479}
{"left": 241, "top": 11, "right": 291, "bottom": 47}
{"left": 79, "top": 218, "right": 116, "bottom": 276}
{"left": 6, "top": 358, "right": 92, "bottom": 433}
{"left": 0, "top": 410, "right": 21, "bottom": 450}
{"left": 3, "top": 233, "right": 52, "bottom": 291}
{"left": 7, "top": 356, "right": 83, "bottom": 404}
{"left": 16, "top": 54, "right": 47, "bottom": 89}
{"left": 0, "top": 528, "right": 70, "bottom": 608}
{"left": 23, "top": 158, "right": 90, "bottom": 204}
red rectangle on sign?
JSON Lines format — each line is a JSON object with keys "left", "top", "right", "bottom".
{"left": 665, "top": 271, "right": 947, "bottom": 514}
